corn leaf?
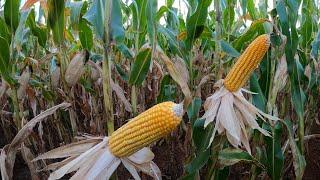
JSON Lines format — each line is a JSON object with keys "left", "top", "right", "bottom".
{"left": 79, "top": 19, "right": 93, "bottom": 50}
{"left": 129, "top": 48, "right": 152, "bottom": 86}
{"left": 4, "top": 0, "right": 20, "bottom": 32}
{"left": 283, "top": 119, "right": 306, "bottom": 180}
{"left": 185, "top": 0, "right": 212, "bottom": 51}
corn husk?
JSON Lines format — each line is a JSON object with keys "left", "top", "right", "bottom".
{"left": 34, "top": 137, "right": 161, "bottom": 180}
{"left": 202, "top": 82, "right": 279, "bottom": 154}
{"left": 65, "top": 52, "right": 86, "bottom": 87}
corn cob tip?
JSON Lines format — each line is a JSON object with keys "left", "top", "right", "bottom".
{"left": 173, "top": 103, "right": 184, "bottom": 117}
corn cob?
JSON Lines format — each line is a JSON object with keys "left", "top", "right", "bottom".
{"left": 224, "top": 34, "right": 270, "bottom": 92}
{"left": 109, "top": 101, "right": 183, "bottom": 157}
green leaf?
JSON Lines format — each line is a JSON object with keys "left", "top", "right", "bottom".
{"left": 116, "top": 44, "right": 134, "bottom": 59}
{"left": 146, "top": 0, "right": 157, "bottom": 46}
{"left": 222, "top": 0, "right": 235, "bottom": 31}
{"left": 110, "top": 0, "right": 125, "bottom": 44}
{"left": 0, "top": 18, "right": 11, "bottom": 44}
{"left": 83, "top": 0, "right": 105, "bottom": 39}
{"left": 218, "top": 148, "right": 264, "bottom": 168}
{"left": 187, "top": 98, "right": 202, "bottom": 125}
{"left": 4, "top": 0, "right": 20, "bottom": 32}
{"left": 14, "top": 10, "right": 32, "bottom": 48}
{"left": 128, "top": 48, "right": 152, "bottom": 86}
{"left": 115, "top": 64, "right": 128, "bottom": 82}
{"left": 263, "top": 122, "right": 284, "bottom": 180}
{"left": 0, "top": 37, "right": 14, "bottom": 85}
{"left": 250, "top": 73, "right": 267, "bottom": 111}
{"left": 185, "top": 0, "right": 212, "bottom": 51}
{"left": 68, "top": 1, "right": 87, "bottom": 28}
{"left": 220, "top": 40, "right": 240, "bottom": 57}
{"left": 192, "top": 118, "right": 213, "bottom": 152}
{"left": 79, "top": 19, "right": 93, "bottom": 50}
{"left": 157, "top": 74, "right": 176, "bottom": 103}
{"left": 282, "top": 119, "right": 306, "bottom": 179}
{"left": 247, "top": 0, "right": 256, "bottom": 20}
{"left": 233, "top": 19, "right": 266, "bottom": 50}
{"left": 47, "top": 0, "right": 65, "bottom": 44}
{"left": 25, "top": 9, "right": 48, "bottom": 47}
{"left": 311, "top": 31, "right": 320, "bottom": 60}
{"left": 185, "top": 149, "right": 210, "bottom": 174}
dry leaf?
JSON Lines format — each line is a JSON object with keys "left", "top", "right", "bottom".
{"left": 51, "top": 67, "right": 60, "bottom": 88}
{"left": 157, "top": 51, "right": 191, "bottom": 107}
{"left": 17, "top": 68, "right": 31, "bottom": 100}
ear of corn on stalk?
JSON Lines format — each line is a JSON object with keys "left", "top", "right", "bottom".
{"left": 224, "top": 34, "right": 270, "bottom": 92}
{"left": 33, "top": 101, "right": 183, "bottom": 179}
{"left": 109, "top": 101, "right": 183, "bottom": 157}
{"left": 202, "top": 34, "right": 279, "bottom": 154}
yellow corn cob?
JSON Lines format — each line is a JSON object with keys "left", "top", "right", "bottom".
{"left": 108, "top": 101, "right": 183, "bottom": 157}
{"left": 224, "top": 34, "right": 270, "bottom": 92}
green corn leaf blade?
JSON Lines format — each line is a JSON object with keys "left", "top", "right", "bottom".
{"left": 79, "top": 19, "right": 93, "bottom": 50}
{"left": 192, "top": 118, "right": 213, "bottom": 152}
{"left": 0, "top": 18, "right": 11, "bottom": 44}
{"left": 220, "top": 40, "right": 240, "bottom": 58}
{"left": 263, "top": 122, "right": 284, "bottom": 180}
{"left": 187, "top": 98, "right": 202, "bottom": 126}
{"left": 222, "top": 0, "right": 235, "bottom": 31}
{"left": 185, "top": 0, "right": 212, "bottom": 51}
{"left": 116, "top": 44, "right": 134, "bottom": 59}
{"left": 218, "top": 148, "right": 264, "bottom": 168}
{"left": 250, "top": 73, "right": 267, "bottom": 111}
{"left": 47, "top": 0, "right": 65, "bottom": 44}
{"left": 0, "top": 36, "right": 15, "bottom": 85}
{"left": 157, "top": 74, "right": 176, "bottom": 103}
{"left": 14, "top": 9, "right": 32, "bottom": 48}
{"left": 128, "top": 48, "right": 152, "bottom": 86}
{"left": 4, "top": 0, "right": 20, "bottom": 32}
{"left": 115, "top": 64, "right": 129, "bottom": 82}
{"left": 185, "top": 149, "right": 210, "bottom": 174}
{"left": 146, "top": 0, "right": 157, "bottom": 46}
{"left": 247, "top": 0, "right": 257, "bottom": 20}
{"left": 83, "top": 0, "right": 105, "bottom": 40}
{"left": 67, "top": 1, "right": 87, "bottom": 29}
{"left": 25, "top": 9, "right": 48, "bottom": 47}
{"left": 311, "top": 31, "right": 320, "bottom": 60}
{"left": 233, "top": 19, "right": 266, "bottom": 51}
{"left": 282, "top": 119, "right": 306, "bottom": 180}
{"left": 158, "top": 26, "right": 184, "bottom": 58}
{"left": 110, "top": 0, "right": 125, "bottom": 44}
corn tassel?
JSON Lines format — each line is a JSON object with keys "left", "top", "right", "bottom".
{"left": 224, "top": 34, "right": 270, "bottom": 92}
{"left": 109, "top": 101, "right": 183, "bottom": 157}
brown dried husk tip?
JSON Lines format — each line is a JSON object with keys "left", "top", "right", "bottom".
{"left": 224, "top": 34, "right": 270, "bottom": 92}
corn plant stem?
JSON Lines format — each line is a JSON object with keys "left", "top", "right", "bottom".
{"left": 103, "top": 0, "right": 114, "bottom": 136}
{"left": 131, "top": 85, "right": 137, "bottom": 115}
{"left": 298, "top": 115, "right": 304, "bottom": 153}
{"left": 11, "top": 86, "right": 21, "bottom": 129}
{"left": 60, "top": 45, "right": 78, "bottom": 135}
{"left": 214, "top": 0, "right": 222, "bottom": 79}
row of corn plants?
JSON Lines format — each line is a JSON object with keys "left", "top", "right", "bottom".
{"left": 0, "top": 0, "right": 319, "bottom": 179}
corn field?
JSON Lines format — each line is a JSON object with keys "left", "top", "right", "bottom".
{"left": 0, "top": 0, "right": 320, "bottom": 179}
